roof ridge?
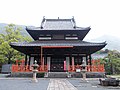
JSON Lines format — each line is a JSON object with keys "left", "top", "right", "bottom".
{"left": 46, "top": 19, "right": 71, "bottom": 21}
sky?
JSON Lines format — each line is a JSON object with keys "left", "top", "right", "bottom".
{"left": 0, "top": 0, "right": 120, "bottom": 40}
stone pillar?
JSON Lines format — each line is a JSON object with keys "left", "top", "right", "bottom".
{"left": 72, "top": 57, "right": 75, "bottom": 71}
{"left": 66, "top": 57, "right": 70, "bottom": 72}
{"left": 47, "top": 57, "right": 51, "bottom": 72}
{"left": 82, "top": 72, "right": 86, "bottom": 80}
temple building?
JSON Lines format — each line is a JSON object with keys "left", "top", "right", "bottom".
{"left": 10, "top": 17, "right": 107, "bottom": 72}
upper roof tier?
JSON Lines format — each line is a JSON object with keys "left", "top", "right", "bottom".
{"left": 41, "top": 18, "right": 75, "bottom": 30}
{"left": 26, "top": 17, "right": 91, "bottom": 40}
{"left": 27, "top": 17, "right": 90, "bottom": 30}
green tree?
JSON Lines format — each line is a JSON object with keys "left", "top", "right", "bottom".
{"left": 103, "top": 50, "right": 120, "bottom": 75}
{"left": 0, "top": 24, "right": 32, "bottom": 64}
{"left": 112, "top": 58, "right": 120, "bottom": 74}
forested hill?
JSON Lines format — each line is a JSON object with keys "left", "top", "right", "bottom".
{"left": 0, "top": 23, "right": 30, "bottom": 37}
{"left": 0, "top": 23, "right": 8, "bottom": 33}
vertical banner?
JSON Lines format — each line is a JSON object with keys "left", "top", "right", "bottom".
{"left": 64, "top": 61, "right": 66, "bottom": 71}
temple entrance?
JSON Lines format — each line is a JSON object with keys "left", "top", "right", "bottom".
{"left": 50, "top": 56, "right": 65, "bottom": 72}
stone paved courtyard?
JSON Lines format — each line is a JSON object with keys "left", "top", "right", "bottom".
{"left": 0, "top": 78, "right": 49, "bottom": 90}
{"left": 0, "top": 76, "right": 120, "bottom": 90}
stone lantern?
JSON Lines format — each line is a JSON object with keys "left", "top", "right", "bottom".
{"left": 81, "top": 60, "right": 87, "bottom": 81}
{"left": 32, "top": 60, "right": 39, "bottom": 82}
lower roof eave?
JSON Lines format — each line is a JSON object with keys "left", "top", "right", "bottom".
{"left": 10, "top": 44, "right": 106, "bottom": 56}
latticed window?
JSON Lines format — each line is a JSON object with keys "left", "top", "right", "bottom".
{"left": 74, "top": 56, "right": 82, "bottom": 65}
{"left": 65, "top": 34, "right": 78, "bottom": 40}
{"left": 52, "top": 34, "right": 64, "bottom": 40}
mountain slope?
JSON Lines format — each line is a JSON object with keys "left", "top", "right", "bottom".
{"left": 87, "top": 35, "right": 120, "bottom": 51}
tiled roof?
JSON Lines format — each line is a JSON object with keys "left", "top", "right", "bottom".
{"left": 10, "top": 40, "right": 107, "bottom": 55}
{"left": 43, "top": 19, "right": 74, "bottom": 30}
{"left": 26, "top": 17, "right": 90, "bottom": 30}
{"left": 10, "top": 40, "right": 106, "bottom": 47}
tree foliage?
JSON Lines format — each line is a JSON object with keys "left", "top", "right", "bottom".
{"left": 0, "top": 24, "right": 32, "bottom": 64}
{"left": 102, "top": 50, "right": 120, "bottom": 75}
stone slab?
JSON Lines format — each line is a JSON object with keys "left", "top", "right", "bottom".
{"left": 47, "top": 79, "right": 77, "bottom": 90}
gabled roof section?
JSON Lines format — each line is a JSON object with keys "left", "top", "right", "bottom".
{"left": 40, "top": 17, "right": 76, "bottom": 30}
{"left": 26, "top": 17, "right": 91, "bottom": 40}
{"left": 26, "top": 17, "right": 90, "bottom": 30}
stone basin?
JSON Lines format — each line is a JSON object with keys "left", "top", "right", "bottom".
{"left": 99, "top": 77, "right": 120, "bottom": 86}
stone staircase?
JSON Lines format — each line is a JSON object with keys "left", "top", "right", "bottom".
{"left": 46, "top": 72, "right": 69, "bottom": 78}
{"left": 44, "top": 72, "right": 105, "bottom": 78}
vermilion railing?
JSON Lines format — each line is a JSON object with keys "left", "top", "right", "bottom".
{"left": 11, "top": 65, "right": 48, "bottom": 72}
{"left": 38, "top": 65, "right": 48, "bottom": 72}
{"left": 12, "top": 64, "right": 104, "bottom": 72}
{"left": 12, "top": 59, "right": 104, "bottom": 72}
{"left": 68, "top": 65, "right": 105, "bottom": 72}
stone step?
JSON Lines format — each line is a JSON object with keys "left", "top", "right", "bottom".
{"left": 47, "top": 72, "right": 68, "bottom": 78}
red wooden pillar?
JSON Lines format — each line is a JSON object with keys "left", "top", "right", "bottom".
{"left": 89, "top": 55, "right": 92, "bottom": 71}
{"left": 40, "top": 46, "right": 43, "bottom": 71}
{"left": 40, "top": 46, "right": 43, "bottom": 65}
{"left": 40, "top": 46, "right": 45, "bottom": 71}
{"left": 64, "top": 60, "right": 66, "bottom": 71}
{"left": 42, "top": 57, "right": 44, "bottom": 71}
{"left": 72, "top": 57, "right": 75, "bottom": 71}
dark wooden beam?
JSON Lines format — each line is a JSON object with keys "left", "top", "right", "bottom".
{"left": 25, "top": 54, "right": 27, "bottom": 66}
{"left": 28, "top": 56, "right": 31, "bottom": 66}
{"left": 89, "top": 54, "right": 92, "bottom": 71}
{"left": 86, "top": 55, "right": 88, "bottom": 65}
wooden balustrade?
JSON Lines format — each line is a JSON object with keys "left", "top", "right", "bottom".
{"left": 12, "top": 65, "right": 31, "bottom": 72}
{"left": 12, "top": 65, "right": 48, "bottom": 72}
{"left": 38, "top": 65, "right": 48, "bottom": 72}
{"left": 68, "top": 65, "right": 104, "bottom": 72}
{"left": 12, "top": 59, "right": 104, "bottom": 72}
{"left": 12, "top": 64, "right": 104, "bottom": 72}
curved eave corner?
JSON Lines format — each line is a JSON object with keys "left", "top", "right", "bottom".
{"left": 90, "top": 42, "right": 107, "bottom": 54}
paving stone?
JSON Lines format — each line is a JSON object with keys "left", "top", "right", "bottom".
{"left": 47, "top": 79, "right": 77, "bottom": 90}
